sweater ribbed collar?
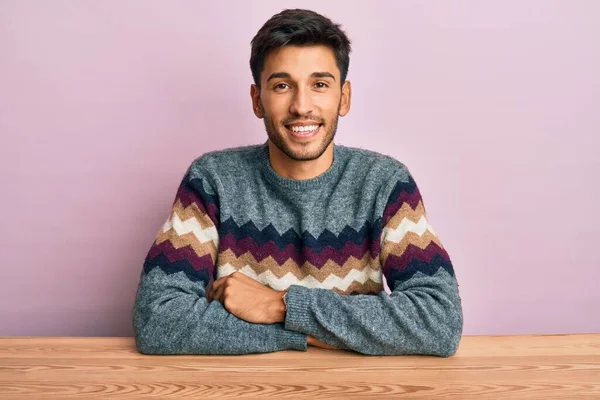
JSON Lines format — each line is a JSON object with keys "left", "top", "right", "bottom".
{"left": 258, "top": 141, "right": 343, "bottom": 190}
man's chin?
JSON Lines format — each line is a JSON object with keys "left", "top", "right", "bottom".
{"left": 283, "top": 142, "right": 330, "bottom": 162}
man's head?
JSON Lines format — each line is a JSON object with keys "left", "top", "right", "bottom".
{"left": 250, "top": 9, "right": 352, "bottom": 163}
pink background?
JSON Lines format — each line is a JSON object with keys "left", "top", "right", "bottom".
{"left": 1, "top": 1, "right": 598, "bottom": 336}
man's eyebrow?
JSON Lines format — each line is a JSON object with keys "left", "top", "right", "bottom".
{"left": 266, "top": 71, "right": 337, "bottom": 82}
{"left": 311, "top": 72, "right": 336, "bottom": 81}
{"left": 266, "top": 72, "right": 291, "bottom": 82}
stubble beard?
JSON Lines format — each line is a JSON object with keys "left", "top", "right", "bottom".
{"left": 261, "top": 102, "right": 340, "bottom": 162}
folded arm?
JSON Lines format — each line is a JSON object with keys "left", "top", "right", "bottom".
{"left": 283, "top": 173, "right": 464, "bottom": 356}
{"left": 134, "top": 266, "right": 306, "bottom": 355}
{"left": 133, "top": 172, "right": 307, "bottom": 355}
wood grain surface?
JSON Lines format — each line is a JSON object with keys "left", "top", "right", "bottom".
{"left": 0, "top": 334, "right": 599, "bottom": 399}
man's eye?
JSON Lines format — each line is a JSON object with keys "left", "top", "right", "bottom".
{"left": 315, "top": 82, "right": 329, "bottom": 89}
{"left": 275, "top": 83, "right": 289, "bottom": 90}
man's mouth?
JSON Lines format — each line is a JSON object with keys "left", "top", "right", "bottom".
{"left": 284, "top": 123, "right": 323, "bottom": 138}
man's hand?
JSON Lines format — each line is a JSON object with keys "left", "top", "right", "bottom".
{"left": 307, "top": 335, "right": 340, "bottom": 350}
{"left": 207, "top": 272, "right": 286, "bottom": 324}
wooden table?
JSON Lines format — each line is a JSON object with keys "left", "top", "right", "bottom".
{"left": 0, "top": 334, "right": 599, "bottom": 399}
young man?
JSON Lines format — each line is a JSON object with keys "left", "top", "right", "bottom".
{"left": 133, "top": 9, "right": 463, "bottom": 356}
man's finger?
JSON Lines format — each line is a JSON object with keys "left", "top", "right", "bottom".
{"left": 212, "top": 283, "right": 227, "bottom": 302}
{"left": 210, "top": 276, "right": 228, "bottom": 292}
{"left": 208, "top": 276, "right": 231, "bottom": 302}
{"left": 205, "top": 280, "right": 214, "bottom": 301}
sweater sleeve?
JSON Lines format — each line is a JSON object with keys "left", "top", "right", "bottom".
{"left": 283, "top": 168, "right": 463, "bottom": 356}
{"left": 133, "top": 167, "right": 307, "bottom": 355}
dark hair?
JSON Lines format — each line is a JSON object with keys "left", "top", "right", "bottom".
{"left": 250, "top": 9, "right": 351, "bottom": 87}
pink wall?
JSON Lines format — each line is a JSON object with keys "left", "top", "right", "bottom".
{"left": 1, "top": 1, "right": 598, "bottom": 336}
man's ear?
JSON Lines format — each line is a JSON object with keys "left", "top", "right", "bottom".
{"left": 250, "top": 84, "right": 264, "bottom": 118}
{"left": 339, "top": 80, "right": 352, "bottom": 117}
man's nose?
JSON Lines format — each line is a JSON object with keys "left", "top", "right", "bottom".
{"left": 289, "top": 87, "right": 313, "bottom": 116}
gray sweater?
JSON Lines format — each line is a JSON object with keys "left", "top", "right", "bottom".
{"left": 133, "top": 142, "right": 463, "bottom": 356}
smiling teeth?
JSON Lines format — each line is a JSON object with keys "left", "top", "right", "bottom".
{"left": 290, "top": 125, "right": 319, "bottom": 133}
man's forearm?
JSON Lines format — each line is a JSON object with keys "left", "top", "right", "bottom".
{"left": 134, "top": 266, "right": 307, "bottom": 355}
{"left": 283, "top": 270, "right": 463, "bottom": 356}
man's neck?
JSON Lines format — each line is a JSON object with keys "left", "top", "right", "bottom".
{"left": 267, "top": 141, "right": 334, "bottom": 181}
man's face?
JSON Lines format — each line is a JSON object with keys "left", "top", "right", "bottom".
{"left": 251, "top": 45, "right": 351, "bottom": 162}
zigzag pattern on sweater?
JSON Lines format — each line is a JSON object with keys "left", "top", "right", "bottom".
{"left": 143, "top": 175, "right": 454, "bottom": 294}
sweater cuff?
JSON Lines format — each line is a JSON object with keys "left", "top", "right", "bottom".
{"left": 275, "top": 326, "right": 308, "bottom": 351}
{"left": 284, "top": 285, "right": 316, "bottom": 334}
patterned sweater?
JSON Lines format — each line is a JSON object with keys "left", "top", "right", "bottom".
{"left": 133, "top": 142, "right": 463, "bottom": 356}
